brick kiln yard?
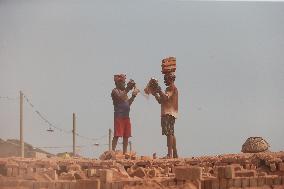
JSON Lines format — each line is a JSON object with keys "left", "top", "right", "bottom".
{"left": 0, "top": 151, "right": 284, "bottom": 189}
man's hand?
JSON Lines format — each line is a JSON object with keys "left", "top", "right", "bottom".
{"left": 132, "top": 87, "right": 140, "bottom": 97}
{"left": 126, "top": 79, "right": 136, "bottom": 91}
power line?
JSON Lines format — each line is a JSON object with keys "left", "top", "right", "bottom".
{"left": 22, "top": 93, "right": 108, "bottom": 142}
{"left": 23, "top": 94, "right": 71, "bottom": 134}
{"left": 0, "top": 96, "right": 18, "bottom": 101}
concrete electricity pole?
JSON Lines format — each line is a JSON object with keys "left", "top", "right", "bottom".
{"left": 20, "top": 91, "right": 24, "bottom": 158}
{"left": 72, "top": 113, "right": 76, "bottom": 156}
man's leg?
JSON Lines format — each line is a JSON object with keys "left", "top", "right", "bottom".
{"left": 112, "top": 136, "right": 119, "bottom": 151}
{"left": 167, "top": 134, "right": 173, "bottom": 158}
{"left": 123, "top": 137, "right": 128, "bottom": 154}
{"left": 173, "top": 135, "right": 178, "bottom": 158}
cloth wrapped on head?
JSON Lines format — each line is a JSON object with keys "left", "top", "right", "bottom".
{"left": 114, "top": 74, "right": 126, "bottom": 83}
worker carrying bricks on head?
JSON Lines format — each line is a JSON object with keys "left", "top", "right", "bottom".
{"left": 146, "top": 57, "right": 179, "bottom": 158}
{"left": 111, "top": 74, "right": 139, "bottom": 154}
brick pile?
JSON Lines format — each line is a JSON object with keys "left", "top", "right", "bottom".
{"left": 0, "top": 151, "right": 284, "bottom": 189}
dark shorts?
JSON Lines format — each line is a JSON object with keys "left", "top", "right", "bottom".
{"left": 114, "top": 117, "right": 131, "bottom": 137}
{"left": 161, "top": 114, "right": 176, "bottom": 136}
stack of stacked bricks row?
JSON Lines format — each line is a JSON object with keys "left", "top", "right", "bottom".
{"left": 161, "top": 57, "right": 176, "bottom": 74}
{"left": 0, "top": 151, "right": 284, "bottom": 189}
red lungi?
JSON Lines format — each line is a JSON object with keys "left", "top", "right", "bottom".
{"left": 114, "top": 117, "right": 131, "bottom": 137}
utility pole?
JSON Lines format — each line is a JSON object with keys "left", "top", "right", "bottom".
{"left": 108, "top": 128, "right": 112, "bottom": 151}
{"left": 20, "top": 91, "right": 24, "bottom": 158}
{"left": 72, "top": 113, "right": 76, "bottom": 156}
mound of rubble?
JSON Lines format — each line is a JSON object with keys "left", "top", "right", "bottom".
{"left": 0, "top": 151, "right": 284, "bottom": 189}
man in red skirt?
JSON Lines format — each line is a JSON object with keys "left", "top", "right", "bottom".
{"left": 111, "top": 74, "right": 139, "bottom": 154}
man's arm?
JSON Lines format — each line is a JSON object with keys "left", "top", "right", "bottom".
{"left": 158, "top": 87, "right": 173, "bottom": 102}
{"left": 128, "top": 88, "right": 139, "bottom": 106}
{"left": 153, "top": 93, "right": 162, "bottom": 104}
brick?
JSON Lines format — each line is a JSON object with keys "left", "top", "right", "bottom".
{"left": 279, "top": 163, "right": 284, "bottom": 171}
{"left": 99, "top": 169, "right": 113, "bottom": 183}
{"left": 47, "top": 182, "right": 56, "bottom": 189}
{"left": 235, "top": 170, "right": 256, "bottom": 177}
{"left": 87, "top": 169, "right": 96, "bottom": 177}
{"left": 192, "top": 180, "right": 201, "bottom": 189}
{"left": 211, "top": 179, "right": 219, "bottom": 189}
{"left": 241, "top": 177, "right": 250, "bottom": 188}
{"left": 273, "top": 176, "right": 282, "bottom": 185}
{"left": 43, "top": 174, "right": 53, "bottom": 181}
{"left": 202, "top": 179, "right": 212, "bottom": 189}
{"left": 27, "top": 167, "right": 34, "bottom": 175}
{"left": 266, "top": 175, "right": 274, "bottom": 186}
{"left": 7, "top": 167, "right": 12, "bottom": 177}
{"left": 34, "top": 182, "right": 40, "bottom": 189}
{"left": 12, "top": 167, "right": 19, "bottom": 177}
{"left": 257, "top": 176, "right": 266, "bottom": 187}
{"left": 48, "top": 170, "right": 58, "bottom": 180}
{"left": 55, "top": 182, "right": 63, "bottom": 189}
{"left": 219, "top": 178, "right": 227, "bottom": 189}
{"left": 74, "top": 171, "right": 87, "bottom": 180}
{"left": 227, "top": 179, "right": 234, "bottom": 188}
{"left": 216, "top": 166, "right": 226, "bottom": 178}
{"left": 19, "top": 168, "right": 26, "bottom": 176}
{"left": 233, "top": 177, "right": 242, "bottom": 188}
{"left": 62, "top": 181, "right": 70, "bottom": 189}
{"left": 174, "top": 166, "right": 202, "bottom": 180}
{"left": 249, "top": 177, "right": 258, "bottom": 187}
{"left": 39, "top": 181, "right": 49, "bottom": 189}
{"left": 251, "top": 165, "right": 257, "bottom": 170}
{"left": 100, "top": 182, "right": 111, "bottom": 189}
{"left": 231, "top": 164, "right": 242, "bottom": 172}
{"left": 270, "top": 163, "right": 277, "bottom": 172}
{"left": 244, "top": 163, "right": 251, "bottom": 170}
{"left": 24, "top": 181, "right": 35, "bottom": 188}
{"left": 224, "top": 166, "right": 235, "bottom": 179}
{"left": 177, "top": 180, "right": 185, "bottom": 186}
{"left": 129, "top": 167, "right": 146, "bottom": 178}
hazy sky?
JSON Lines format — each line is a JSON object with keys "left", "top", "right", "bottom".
{"left": 0, "top": 1, "right": 284, "bottom": 158}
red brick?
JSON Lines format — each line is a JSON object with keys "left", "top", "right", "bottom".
{"left": 216, "top": 166, "right": 225, "bottom": 179}
{"left": 12, "top": 167, "right": 19, "bottom": 177}
{"left": 6, "top": 167, "right": 12, "bottom": 177}
{"left": 235, "top": 170, "right": 256, "bottom": 177}
{"left": 270, "top": 163, "right": 277, "bottom": 172}
{"left": 47, "top": 182, "right": 56, "bottom": 189}
{"left": 273, "top": 176, "right": 282, "bottom": 185}
{"left": 129, "top": 167, "right": 146, "bottom": 178}
{"left": 266, "top": 175, "right": 275, "bottom": 186}
{"left": 227, "top": 179, "right": 234, "bottom": 188}
{"left": 249, "top": 177, "right": 258, "bottom": 187}
{"left": 233, "top": 177, "right": 242, "bottom": 188}
{"left": 279, "top": 163, "right": 284, "bottom": 172}
{"left": 224, "top": 166, "right": 235, "bottom": 179}
{"left": 201, "top": 179, "right": 212, "bottom": 189}
{"left": 211, "top": 178, "right": 219, "bottom": 189}
{"left": 219, "top": 178, "right": 227, "bottom": 189}
{"left": 257, "top": 176, "right": 266, "bottom": 187}
{"left": 241, "top": 177, "right": 250, "bottom": 188}
{"left": 87, "top": 169, "right": 96, "bottom": 177}
{"left": 174, "top": 166, "right": 202, "bottom": 180}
